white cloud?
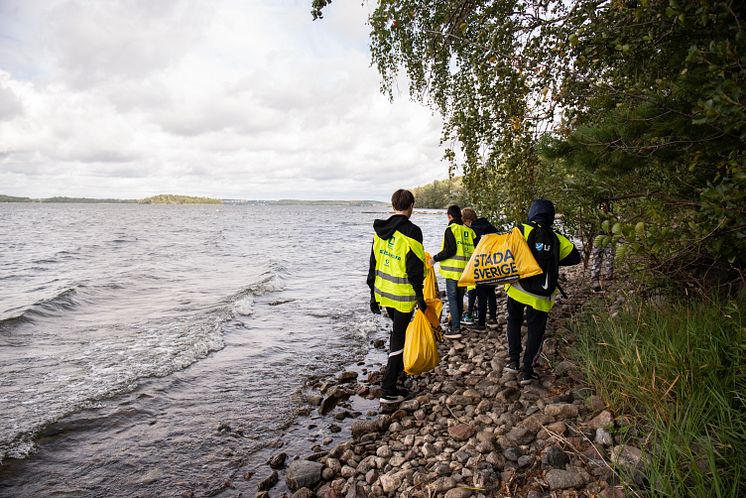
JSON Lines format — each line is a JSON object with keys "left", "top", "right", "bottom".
{"left": 0, "top": 0, "right": 447, "bottom": 200}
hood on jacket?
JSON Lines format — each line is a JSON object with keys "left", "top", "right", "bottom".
{"left": 471, "top": 217, "right": 497, "bottom": 235}
{"left": 528, "top": 199, "right": 555, "bottom": 227}
{"left": 373, "top": 214, "right": 409, "bottom": 239}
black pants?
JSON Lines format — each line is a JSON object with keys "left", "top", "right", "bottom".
{"left": 382, "top": 307, "right": 413, "bottom": 394}
{"left": 476, "top": 285, "right": 497, "bottom": 326}
{"left": 506, "top": 296, "right": 548, "bottom": 372}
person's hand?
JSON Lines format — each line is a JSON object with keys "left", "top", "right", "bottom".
{"left": 417, "top": 297, "right": 428, "bottom": 312}
{"left": 427, "top": 258, "right": 435, "bottom": 267}
{"left": 370, "top": 299, "right": 381, "bottom": 314}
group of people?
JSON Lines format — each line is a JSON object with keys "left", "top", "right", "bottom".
{"left": 367, "top": 189, "right": 581, "bottom": 404}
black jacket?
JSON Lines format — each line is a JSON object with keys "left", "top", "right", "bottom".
{"left": 367, "top": 215, "right": 425, "bottom": 300}
{"left": 432, "top": 219, "right": 463, "bottom": 263}
{"left": 470, "top": 217, "right": 498, "bottom": 247}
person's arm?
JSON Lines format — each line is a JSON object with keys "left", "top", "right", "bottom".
{"left": 432, "top": 227, "right": 456, "bottom": 262}
{"left": 406, "top": 226, "right": 426, "bottom": 310}
{"left": 367, "top": 243, "right": 381, "bottom": 313}
{"left": 557, "top": 233, "right": 582, "bottom": 266}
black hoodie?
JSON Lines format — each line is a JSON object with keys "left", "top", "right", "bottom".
{"left": 367, "top": 215, "right": 425, "bottom": 300}
{"left": 470, "top": 217, "right": 498, "bottom": 247}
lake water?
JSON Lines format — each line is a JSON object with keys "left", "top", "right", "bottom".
{"left": 0, "top": 203, "right": 446, "bottom": 497}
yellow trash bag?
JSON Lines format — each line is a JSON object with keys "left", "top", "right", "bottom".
{"left": 458, "top": 227, "right": 542, "bottom": 287}
{"left": 404, "top": 254, "right": 441, "bottom": 375}
{"left": 403, "top": 309, "right": 439, "bottom": 375}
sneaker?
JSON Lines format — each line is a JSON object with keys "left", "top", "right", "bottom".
{"left": 379, "top": 392, "right": 406, "bottom": 404}
{"left": 503, "top": 361, "right": 521, "bottom": 373}
{"left": 461, "top": 313, "right": 474, "bottom": 325}
{"left": 380, "top": 387, "right": 412, "bottom": 404}
{"left": 475, "top": 323, "right": 486, "bottom": 331}
{"left": 520, "top": 370, "right": 540, "bottom": 385}
{"left": 443, "top": 327, "right": 463, "bottom": 339}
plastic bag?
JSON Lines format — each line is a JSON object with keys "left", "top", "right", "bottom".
{"left": 404, "top": 254, "right": 441, "bottom": 375}
{"left": 403, "top": 309, "right": 440, "bottom": 375}
{"left": 458, "top": 227, "right": 542, "bottom": 287}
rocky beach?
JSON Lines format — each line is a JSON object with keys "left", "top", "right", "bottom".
{"left": 238, "top": 267, "right": 645, "bottom": 498}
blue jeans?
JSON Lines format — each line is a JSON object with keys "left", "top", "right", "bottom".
{"left": 445, "top": 278, "right": 466, "bottom": 330}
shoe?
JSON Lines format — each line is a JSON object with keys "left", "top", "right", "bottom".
{"left": 503, "top": 361, "right": 521, "bottom": 373}
{"left": 475, "top": 323, "right": 486, "bottom": 331}
{"left": 461, "top": 313, "right": 474, "bottom": 325}
{"left": 520, "top": 370, "right": 540, "bottom": 385}
{"left": 443, "top": 327, "right": 463, "bottom": 339}
{"left": 380, "top": 392, "right": 406, "bottom": 404}
{"left": 380, "top": 388, "right": 411, "bottom": 404}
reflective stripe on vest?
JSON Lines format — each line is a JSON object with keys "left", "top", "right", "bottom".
{"left": 373, "top": 229, "right": 425, "bottom": 313}
{"left": 439, "top": 224, "right": 475, "bottom": 280}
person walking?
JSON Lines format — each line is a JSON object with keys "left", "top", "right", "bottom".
{"left": 461, "top": 208, "right": 477, "bottom": 326}
{"left": 428, "top": 205, "right": 475, "bottom": 339}
{"left": 504, "top": 199, "right": 581, "bottom": 385}
{"left": 469, "top": 213, "right": 499, "bottom": 330}
{"left": 367, "top": 189, "right": 427, "bottom": 404}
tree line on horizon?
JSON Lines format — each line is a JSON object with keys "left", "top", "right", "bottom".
{"left": 410, "top": 177, "right": 470, "bottom": 209}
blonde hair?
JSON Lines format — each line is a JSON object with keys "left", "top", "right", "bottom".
{"left": 462, "top": 207, "right": 477, "bottom": 222}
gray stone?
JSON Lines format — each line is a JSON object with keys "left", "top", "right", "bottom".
{"left": 286, "top": 460, "right": 324, "bottom": 491}
{"left": 351, "top": 420, "right": 379, "bottom": 437}
{"left": 544, "top": 403, "right": 579, "bottom": 418}
{"left": 554, "top": 360, "right": 577, "bottom": 377}
{"left": 595, "top": 428, "right": 614, "bottom": 446}
{"left": 337, "top": 371, "right": 358, "bottom": 383}
{"left": 503, "top": 447, "right": 521, "bottom": 462}
{"left": 400, "top": 399, "right": 420, "bottom": 411}
{"left": 611, "top": 445, "right": 648, "bottom": 486}
{"left": 379, "top": 473, "right": 402, "bottom": 494}
{"left": 542, "top": 446, "right": 569, "bottom": 468}
{"left": 589, "top": 410, "right": 614, "bottom": 429}
{"left": 444, "top": 488, "right": 472, "bottom": 498}
{"left": 544, "top": 468, "right": 586, "bottom": 490}
{"left": 320, "top": 396, "right": 338, "bottom": 415}
{"left": 258, "top": 470, "right": 279, "bottom": 491}
{"left": 306, "top": 394, "right": 323, "bottom": 406}
{"left": 496, "top": 387, "right": 521, "bottom": 403}
{"left": 291, "top": 488, "right": 315, "bottom": 498}
{"left": 268, "top": 452, "right": 287, "bottom": 469}
{"left": 448, "top": 423, "right": 475, "bottom": 441}
{"left": 506, "top": 427, "right": 535, "bottom": 445}
{"left": 472, "top": 469, "right": 500, "bottom": 491}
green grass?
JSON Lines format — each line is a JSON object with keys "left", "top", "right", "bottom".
{"left": 571, "top": 294, "right": 746, "bottom": 497}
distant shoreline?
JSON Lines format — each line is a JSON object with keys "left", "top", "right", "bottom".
{"left": 0, "top": 194, "right": 388, "bottom": 206}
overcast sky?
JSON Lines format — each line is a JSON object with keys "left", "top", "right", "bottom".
{"left": 0, "top": 0, "right": 447, "bottom": 200}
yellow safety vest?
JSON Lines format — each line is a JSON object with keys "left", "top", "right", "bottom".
{"left": 439, "top": 224, "right": 475, "bottom": 280}
{"left": 372, "top": 230, "right": 426, "bottom": 313}
{"left": 505, "top": 223, "right": 575, "bottom": 312}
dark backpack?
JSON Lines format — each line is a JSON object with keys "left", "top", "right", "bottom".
{"left": 519, "top": 222, "right": 560, "bottom": 296}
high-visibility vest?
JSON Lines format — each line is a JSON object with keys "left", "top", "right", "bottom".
{"left": 439, "top": 223, "right": 475, "bottom": 280}
{"left": 505, "top": 223, "right": 575, "bottom": 312}
{"left": 373, "top": 230, "right": 425, "bottom": 313}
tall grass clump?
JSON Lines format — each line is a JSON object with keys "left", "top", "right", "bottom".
{"left": 572, "top": 294, "right": 746, "bottom": 497}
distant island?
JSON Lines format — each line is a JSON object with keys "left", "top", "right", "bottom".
{"left": 139, "top": 194, "right": 222, "bottom": 204}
